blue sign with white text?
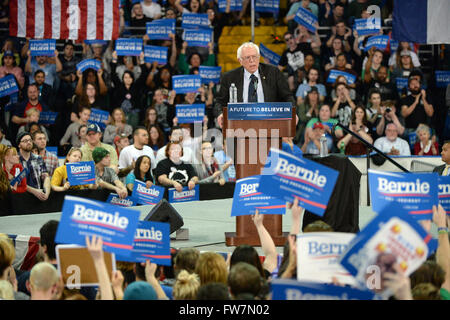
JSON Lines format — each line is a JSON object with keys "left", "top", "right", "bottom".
{"left": 66, "top": 161, "right": 96, "bottom": 186}
{"left": 227, "top": 102, "right": 292, "bottom": 120}
{"left": 353, "top": 18, "right": 381, "bottom": 36}
{"left": 364, "top": 35, "right": 389, "bottom": 51}
{"left": 106, "top": 193, "right": 137, "bottom": 207}
{"left": 146, "top": 19, "right": 176, "bottom": 40}
{"left": 55, "top": 196, "right": 140, "bottom": 257}
{"left": 327, "top": 70, "right": 356, "bottom": 84}
{"left": 368, "top": 169, "right": 439, "bottom": 220}
{"left": 199, "top": 66, "right": 221, "bottom": 84}
{"left": 143, "top": 45, "right": 168, "bottom": 65}
{"left": 132, "top": 180, "right": 165, "bottom": 205}
{"left": 255, "top": 0, "right": 279, "bottom": 13}
{"left": 218, "top": 0, "right": 242, "bottom": 12}
{"left": 10, "top": 168, "right": 27, "bottom": 187}
{"left": 168, "top": 185, "right": 199, "bottom": 203}
{"left": 181, "top": 13, "right": 210, "bottom": 29}
{"left": 176, "top": 104, "right": 205, "bottom": 123}
{"left": 116, "top": 221, "right": 171, "bottom": 266}
{"left": 77, "top": 59, "right": 102, "bottom": 72}
{"left": 115, "top": 38, "right": 143, "bottom": 56}
{"left": 38, "top": 111, "right": 58, "bottom": 125}
{"left": 0, "top": 75, "right": 19, "bottom": 98}
{"left": 231, "top": 175, "right": 286, "bottom": 216}
{"left": 259, "top": 148, "right": 339, "bottom": 217}
{"left": 396, "top": 77, "right": 408, "bottom": 92}
{"left": 294, "top": 7, "right": 318, "bottom": 32}
{"left": 435, "top": 71, "right": 450, "bottom": 88}
{"left": 172, "top": 75, "right": 202, "bottom": 94}
{"left": 30, "top": 39, "right": 56, "bottom": 56}
{"left": 259, "top": 43, "right": 281, "bottom": 66}
{"left": 183, "top": 29, "right": 212, "bottom": 47}
{"left": 438, "top": 176, "right": 450, "bottom": 215}
{"left": 89, "top": 108, "right": 110, "bottom": 130}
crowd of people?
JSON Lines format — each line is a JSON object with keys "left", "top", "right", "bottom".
{"left": 0, "top": 0, "right": 449, "bottom": 301}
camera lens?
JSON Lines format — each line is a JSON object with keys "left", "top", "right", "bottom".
{"left": 386, "top": 107, "right": 391, "bottom": 113}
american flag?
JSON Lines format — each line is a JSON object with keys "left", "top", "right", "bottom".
{"left": 9, "top": 0, "right": 121, "bottom": 40}
{"left": 9, "top": 234, "right": 41, "bottom": 271}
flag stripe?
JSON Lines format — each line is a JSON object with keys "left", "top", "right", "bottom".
{"left": 35, "top": 0, "right": 44, "bottom": 38}
{"left": 9, "top": 0, "right": 18, "bottom": 37}
{"left": 17, "top": 0, "right": 27, "bottom": 38}
{"left": 60, "top": 0, "right": 70, "bottom": 39}
{"left": 68, "top": 0, "right": 79, "bottom": 40}
{"left": 103, "top": 0, "right": 113, "bottom": 40}
{"left": 96, "top": 0, "right": 104, "bottom": 40}
{"left": 112, "top": 0, "right": 120, "bottom": 40}
{"left": 86, "top": 0, "right": 97, "bottom": 40}
{"left": 43, "top": 0, "right": 53, "bottom": 39}
{"left": 26, "top": 0, "right": 35, "bottom": 38}
{"left": 78, "top": 0, "right": 88, "bottom": 40}
{"left": 52, "top": 0, "right": 61, "bottom": 39}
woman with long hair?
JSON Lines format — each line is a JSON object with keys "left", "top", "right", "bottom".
{"left": 147, "top": 125, "right": 165, "bottom": 155}
{"left": 337, "top": 105, "right": 373, "bottom": 155}
{"left": 296, "top": 87, "right": 322, "bottom": 145}
{"left": 192, "top": 141, "right": 225, "bottom": 185}
{"left": 71, "top": 82, "right": 108, "bottom": 123}
{"left": 389, "top": 41, "right": 420, "bottom": 70}
{"left": 103, "top": 108, "right": 133, "bottom": 145}
{"left": 125, "top": 155, "right": 154, "bottom": 193}
{"left": 0, "top": 145, "right": 23, "bottom": 194}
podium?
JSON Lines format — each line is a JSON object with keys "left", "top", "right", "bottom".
{"left": 223, "top": 106, "right": 297, "bottom": 246}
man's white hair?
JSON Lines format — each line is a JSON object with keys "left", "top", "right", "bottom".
{"left": 237, "top": 42, "right": 260, "bottom": 60}
{"left": 29, "top": 262, "right": 59, "bottom": 291}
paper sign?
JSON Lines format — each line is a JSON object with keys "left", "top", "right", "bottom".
{"left": 364, "top": 35, "right": 389, "bottom": 51}
{"left": 182, "top": 29, "right": 212, "bottom": 47}
{"left": 106, "top": 193, "right": 137, "bottom": 207}
{"left": 297, "top": 232, "right": 356, "bottom": 286}
{"left": 368, "top": 169, "right": 439, "bottom": 220}
{"left": 172, "top": 74, "right": 202, "bottom": 94}
{"left": 218, "top": 0, "right": 242, "bottom": 12}
{"left": 89, "top": 108, "right": 110, "bottom": 130}
{"left": 115, "top": 38, "right": 143, "bottom": 56}
{"left": 10, "top": 167, "right": 28, "bottom": 187}
{"left": 294, "top": 7, "right": 318, "bottom": 32}
{"left": 435, "top": 71, "right": 450, "bottom": 89}
{"left": 199, "top": 66, "right": 221, "bottom": 84}
{"left": 259, "top": 148, "right": 339, "bottom": 217}
{"left": 227, "top": 102, "right": 292, "bottom": 120}
{"left": 56, "top": 244, "right": 116, "bottom": 287}
{"left": 143, "top": 45, "right": 168, "bottom": 65}
{"left": 438, "top": 176, "right": 450, "bottom": 215}
{"left": 338, "top": 202, "right": 436, "bottom": 297}
{"left": 132, "top": 180, "right": 165, "bottom": 205}
{"left": 77, "top": 59, "right": 101, "bottom": 72}
{"left": 176, "top": 104, "right": 205, "bottom": 123}
{"left": 259, "top": 43, "right": 281, "bottom": 66}
{"left": 38, "top": 111, "right": 58, "bottom": 125}
{"left": 168, "top": 185, "right": 199, "bottom": 203}
{"left": 270, "top": 279, "right": 376, "bottom": 300}
{"left": 46, "top": 146, "right": 58, "bottom": 157}
{"left": 395, "top": 77, "right": 408, "bottom": 92}
{"left": 0, "top": 75, "right": 19, "bottom": 98}
{"left": 231, "top": 175, "right": 286, "bottom": 216}
{"left": 353, "top": 18, "right": 381, "bottom": 36}
{"left": 66, "top": 161, "right": 96, "bottom": 186}
{"left": 255, "top": 0, "right": 279, "bottom": 13}
{"left": 55, "top": 196, "right": 140, "bottom": 257}
{"left": 84, "top": 40, "right": 108, "bottom": 46}
{"left": 29, "top": 39, "right": 56, "bottom": 56}
{"left": 181, "top": 13, "right": 210, "bottom": 29}
{"left": 115, "top": 221, "right": 171, "bottom": 266}
{"left": 327, "top": 70, "right": 356, "bottom": 84}
{"left": 146, "top": 19, "right": 176, "bottom": 40}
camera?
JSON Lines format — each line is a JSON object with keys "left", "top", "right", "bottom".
{"left": 385, "top": 107, "right": 392, "bottom": 113}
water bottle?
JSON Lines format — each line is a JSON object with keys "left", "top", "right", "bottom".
{"left": 319, "top": 134, "right": 328, "bottom": 157}
{"left": 229, "top": 83, "right": 237, "bottom": 103}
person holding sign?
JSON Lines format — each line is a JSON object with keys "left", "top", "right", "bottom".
{"left": 51, "top": 148, "right": 95, "bottom": 192}
{"left": 192, "top": 141, "right": 225, "bottom": 185}
{"left": 93, "top": 147, "right": 128, "bottom": 199}
{"left": 1, "top": 145, "right": 26, "bottom": 193}
{"left": 126, "top": 155, "right": 154, "bottom": 193}
{"left": 178, "top": 41, "right": 216, "bottom": 75}
{"left": 0, "top": 50, "right": 24, "bottom": 89}
{"left": 24, "top": 47, "right": 62, "bottom": 88}
{"left": 155, "top": 141, "right": 198, "bottom": 192}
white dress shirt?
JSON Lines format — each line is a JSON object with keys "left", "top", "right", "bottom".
{"left": 243, "top": 69, "right": 265, "bottom": 103}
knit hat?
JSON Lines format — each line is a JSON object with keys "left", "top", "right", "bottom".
{"left": 123, "top": 281, "right": 157, "bottom": 300}
{"left": 16, "top": 132, "right": 32, "bottom": 146}
{"left": 92, "top": 147, "right": 109, "bottom": 164}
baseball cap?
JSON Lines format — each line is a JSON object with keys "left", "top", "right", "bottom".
{"left": 308, "top": 86, "right": 319, "bottom": 94}
{"left": 313, "top": 122, "right": 325, "bottom": 130}
{"left": 3, "top": 50, "right": 14, "bottom": 57}
{"left": 123, "top": 281, "right": 157, "bottom": 300}
{"left": 86, "top": 123, "right": 102, "bottom": 134}
{"left": 113, "top": 133, "right": 128, "bottom": 145}
{"left": 92, "top": 147, "right": 109, "bottom": 164}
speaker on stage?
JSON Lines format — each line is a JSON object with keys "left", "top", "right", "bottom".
{"left": 143, "top": 199, "right": 184, "bottom": 234}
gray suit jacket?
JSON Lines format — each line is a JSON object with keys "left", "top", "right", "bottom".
{"left": 433, "top": 164, "right": 446, "bottom": 175}
{"left": 214, "top": 63, "right": 295, "bottom": 117}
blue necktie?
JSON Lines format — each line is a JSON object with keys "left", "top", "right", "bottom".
{"left": 248, "top": 74, "right": 258, "bottom": 102}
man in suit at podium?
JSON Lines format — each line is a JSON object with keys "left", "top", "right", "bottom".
{"left": 214, "top": 42, "right": 295, "bottom": 127}
{"left": 434, "top": 142, "right": 450, "bottom": 175}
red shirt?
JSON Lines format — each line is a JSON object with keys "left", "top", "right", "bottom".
{"left": 4, "top": 163, "right": 27, "bottom": 193}
{"left": 24, "top": 101, "right": 43, "bottom": 116}
{"left": 413, "top": 141, "right": 439, "bottom": 156}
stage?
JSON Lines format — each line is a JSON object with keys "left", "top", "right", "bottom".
{"left": 0, "top": 199, "right": 382, "bottom": 255}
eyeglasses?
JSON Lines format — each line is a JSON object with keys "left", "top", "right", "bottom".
{"left": 20, "top": 138, "right": 32, "bottom": 143}
{"left": 241, "top": 55, "right": 259, "bottom": 62}
{"left": 285, "top": 37, "right": 292, "bottom": 42}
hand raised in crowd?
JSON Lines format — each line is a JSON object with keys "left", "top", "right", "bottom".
{"left": 251, "top": 209, "right": 264, "bottom": 228}
{"left": 86, "top": 235, "right": 104, "bottom": 262}
{"left": 383, "top": 264, "right": 412, "bottom": 300}
{"left": 112, "top": 50, "right": 118, "bottom": 61}
{"left": 432, "top": 204, "right": 447, "bottom": 228}
{"left": 146, "top": 180, "right": 153, "bottom": 189}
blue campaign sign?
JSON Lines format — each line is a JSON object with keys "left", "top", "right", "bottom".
{"left": 368, "top": 169, "right": 439, "bottom": 220}
{"left": 46, "top": 146, "right": 58, "bottom": 157}
{"left": 0, "top": 75, "right": 19, "bottom": 98}
{"left": 29, "top": 39, "right": 56, "bottom": 56}
{"left": 182, "top": 29, "right": 212, "bottom": 47}
{"left": 115, "top": 38, "right": 143, "bottom": 56}
{"left": 435, "top": 71, "right": 450, "bottom": 88}
{"left": 10, "top": 167, "right": 28, "bottom": 187}
{"left": 353, "top": 18, "right": 381, "bottom": 36}
{"left": 270, "top": 279, "right": 376, "bottom": 300}
{"left": 66, "top": 161, "right": 96, "bottom": 186}
{"left": 84, "top": 40, "right": 108, "bottom": 46}
{"left": 259, "top": 43, "right": 281, "bottom": 66}
{"left": 181, "top": 13, "right": 210, "bottom": 29}
{"left": 338, "top": 202, "right": 436, "bottom": 296}
{"left": 116, "top": 221, "right": 171, "bottom": 266}
{"left": 132, "top": 180, "right": 165, "bottom": 205}
{"left": 38, "top": 111, "right": 58, "bottom": 125}
{"left": 168, "top": 185, "right": 200, "bottom": 203}
{"left": 199, "top": 66, "right": 222, "bottom": 84}
{"left": 327, "top": 70, "right": 356, "bottom": 84}
{"left": 218, "top": 0, "right": 242, "bottom": 12}
{"left": 172, "top": 74, "right": 202, "bottom": 94}
{"left": 146, "top": 19, "right": 175, "bottom": 40}
{"left": 106, "top": 193, "right": 137, "bottom": 207}
{"left": 438, "top": 176, "right": 450, "bottom": 215}
{"left": 55, "top": 196, "right": 141, "bottom": 257}
{"left": 294, "top": 7, "right": 318, "bottom": 33}
{"left": 227, "top": 102, "right": 292, "bottom": 120}
{"left": 259, "top": 148, "right": 339, "bottom": 217}
{"left": 255, "top": 0, "right": 279, "bottom": 13}
{"left": 89, "top": 108, "right": 110, "bottom": 130}
{"left": 364, "top": 35, "right": 389, "bottom": 51}
{"left": 395, "top": 77, "right": 408, "bottom": 92}
{"left": 231, "top": 175, "right": 286, "bottom": 216}
{"left": 76, "top": 59, "right": 101, "bottom": 72}
{"left": 143, "top": 45, "right": 168, "bottom": 65}
{"left": 176, "top": 104, "right": 205, "bottom": 123}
